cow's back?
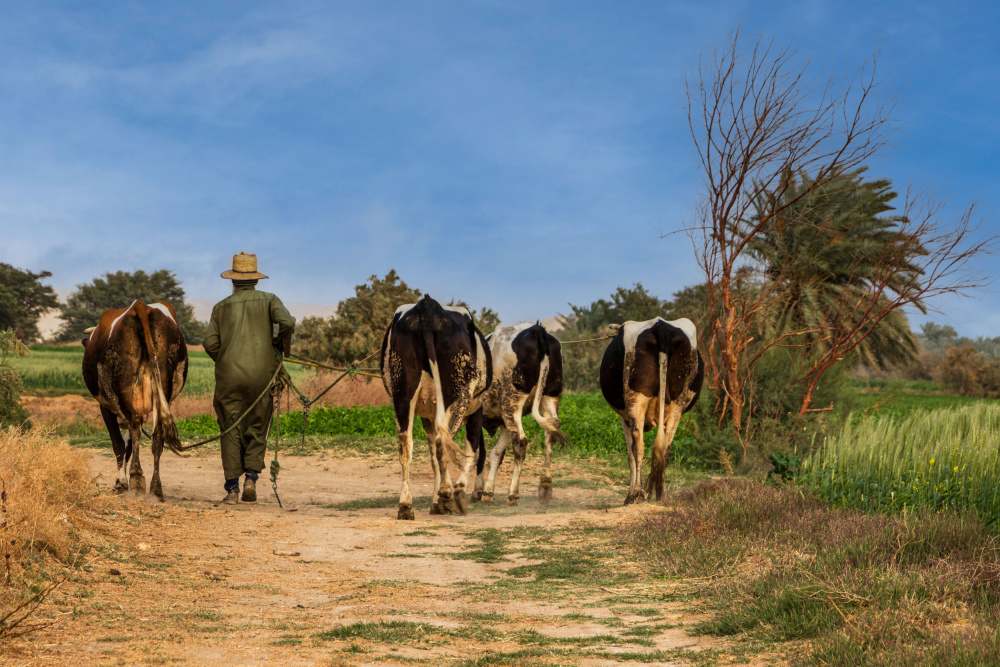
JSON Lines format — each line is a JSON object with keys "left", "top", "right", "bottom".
{"left": 83, "top": 301, "right": 187, "bottom": 417}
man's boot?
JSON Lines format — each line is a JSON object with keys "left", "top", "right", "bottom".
{"left": 222, "top": 491, "right": 239, "bottom": 505}
{"left": 242, "top": 478, "right": 257, "bottom": 502}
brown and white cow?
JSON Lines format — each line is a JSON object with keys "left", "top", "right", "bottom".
{"left": 476, "top": 322, "right": 568, "bottom": 506}
{"left": 599, "top": 318, "right": 703, "bottom": 505}
{"left": 380, "top": 295, "right": 492, "bottom": 520}
{"left": 82, "top": 300, "right": 188, "bottom": 500}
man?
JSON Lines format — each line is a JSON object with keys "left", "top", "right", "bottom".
{"left": 203, "top": 253, "right": 295, "bottom": 505}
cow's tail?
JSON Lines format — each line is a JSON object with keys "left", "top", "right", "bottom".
{"left": 421, "top": 323, "right": 465, "bottom": 466}
{"left": 529, "top": 327, "right": 569, "bottom": 448}
{"left": 649, "top": 334, "right": 671, "bottom": 497}
{"left": 135, "top": 302, "right": 182, "bottom": 455}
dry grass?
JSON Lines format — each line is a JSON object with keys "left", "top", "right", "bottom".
{"left": 295, "top": 373, "right": 389, "bottom": 408}
{"left": 0, "top": 427, "right": 109, "bottom": 638}
{"left": 621, "top": 479, "right": 1000, "bottom": 664}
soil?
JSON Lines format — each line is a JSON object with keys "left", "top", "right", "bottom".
{"left": 2, "top": 448, "right": 731, "bottom": 667}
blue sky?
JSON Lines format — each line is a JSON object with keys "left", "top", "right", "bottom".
{"left": 1, "top": 1, "right": 997, "bottom": 333}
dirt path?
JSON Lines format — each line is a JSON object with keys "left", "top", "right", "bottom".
{"left": 3, "top": 450, "right": 730, "bottom": 667}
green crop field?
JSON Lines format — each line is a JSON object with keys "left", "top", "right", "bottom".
{"left": 176, "top": 391, "right": 700, "bottom": 461}
{"left": 12, "top": 345, "right": 311, "bottom": 396}
{"left": 803, "top": 402, "right": 1000, "bottom": 527}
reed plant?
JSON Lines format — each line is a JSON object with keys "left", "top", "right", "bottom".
{"left": 802, "top": 403, "right": 1000, "bottom": 528}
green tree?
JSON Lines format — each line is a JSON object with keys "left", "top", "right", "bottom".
{"left": 745, "top": 170, "right": 925, "bottom": 370}
{"left": 918, "top": 322, "right": 958, "bottom": 356}
{"left": 294, "top": 271, "right": 502, "bottom": 365}
{"left": 294, "top": 270, "right": 422, "bottom": 365}
{"left": 0, "top": 264, "right": 59, "bottom": 343}
{"left": 563, "top": 283, "right": 669, "bottom": 331}
{"left": 663, "top": 283, "right": 712, "bottom": 329}
{"left": 0, "top": 329, "right": 30, "bottom": 427}
{"left": 557, "top": 283, "right": 672, "bottom": 392}
{"left": 58, "top": 269, "right": 206, "bottom": 343}
{"left": 446, "top": 300, "right": 501, "bottom": 334}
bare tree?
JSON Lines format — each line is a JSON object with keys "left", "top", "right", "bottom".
{"left": 685, "top": 30, "right": 994, "bottom": 452}
{"left": 685, "top": 30, "right": 896, "bottom": 451}
{"left": 794, "top": 190, "right": 993, "bottom": 415}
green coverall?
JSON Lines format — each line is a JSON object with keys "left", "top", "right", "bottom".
{"left": 203, "top": 285, "right": 295, "bottom": 482}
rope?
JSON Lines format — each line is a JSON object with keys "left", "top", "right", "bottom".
{"left": 175, "top": 361, "right": 285, "bottom": 452}
{"left": 558, "top": 334, "right": 615, "bottom": 345}
{"left": 270, "top": 380, "right": 284, "bottom": 508}
{"left": 283, "top": 352, "right": 381, "bottom": 376}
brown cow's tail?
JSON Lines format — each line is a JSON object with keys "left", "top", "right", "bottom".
{"left": 135, "top": 302, "right": 182, "bottom": 456}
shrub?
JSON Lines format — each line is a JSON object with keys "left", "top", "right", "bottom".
{"left": 0, "top": 330, "right": 30, "bottom": 427}
{"left": 0, "top": 427, "right": 107, "bottom": 638}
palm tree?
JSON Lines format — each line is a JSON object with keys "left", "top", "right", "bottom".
{"left": 744, "top": 169, "right": 926, "bottom": 369}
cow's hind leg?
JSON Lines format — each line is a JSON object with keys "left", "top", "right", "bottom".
{"left": 472, "top": 428, "right": 488, "bottom": 502}
{"left": 394, "top": 392, "right": 419, "bottom": 521}
{"left": 422, "top": 418, "right": 446, "bottom": 515}
{"left": 454, "top": 409, "right": 483, "bottom": 515}
{"left": 149, "top": 406, "right": 165, "bottom": 501}
{"left": 127, "top": 420, "right": 146, "bottom": 495}
{"left": 538, "top": 396, "right": 561, "bottom": 504}
{"left": 481, "top": 428, "right": 510, "bottom": 504}
{"left": 645, "top": 403, "right": 683, "bottom": 501}
{"left": 433, "top": 431, "right": 458, "bottom": 514}
{"left": 100, "top": 406, "right": 130, "bottom": 494}
{"left": 623, "top": 401, "right": 649, "bottom": 505}
{"left": 506, "top": 395, "right": 530, "bottom": 506}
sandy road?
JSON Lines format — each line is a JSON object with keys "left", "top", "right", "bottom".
{"left": 1, "top": 449, "right": 726, "bottom": 667}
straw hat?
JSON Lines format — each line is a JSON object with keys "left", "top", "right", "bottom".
{"left": 221, "top": 253, "right": 269, "bottom": 280}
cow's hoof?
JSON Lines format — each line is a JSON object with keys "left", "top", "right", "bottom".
{"left": 150, "top": 481, "right": 163, "bottom": 501}
{"left": 113, "top": 482, "right": 128, "bottom": 495}
{"left": 397, "top": 504, "right": 415, "bottom": 521}
{"left": 538, "top": 476, "right": 552, "bottom": 503}
{"left": 506, "top": 495, "right": 519, "bottom": 506}
{"left": 623, "top": 490, "right": 647, "bottom": 506}
{"left": 132, "top": 476, "right": 146, "bottom": 495}
{"left": 480, "top": 493, "right": 494, "bottom": 505}
{"left": 440, "top": 494, "right": 459, "bottom": 514}
{"left": 454, "top": 489, "right": 469, "bottom": 515}
{"left": 429, "top": 502, "right": 443, "bottom": 515}
{"left": 471, "top": 491, "right": 483, "bottom": 502}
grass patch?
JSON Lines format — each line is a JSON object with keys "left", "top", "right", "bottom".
{"left": 317, "top": 619, "right": 501, "bottom": 644}
{"left": 453, "top": 528, "right": 510, "bottom": 564}
{"left": 621, "top": 478, "right": 1000, "bottom": 665}
{"left": 452, "top": 523, "right": 634, "bottom": 602}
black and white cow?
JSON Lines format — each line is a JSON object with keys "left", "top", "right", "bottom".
{"left": 599, "top": 318, "right": 703, "bottom": 505}
{"left": 380, "top": 295, "right": 492, "bottom": 520}
{"left": 476, "top": 323, "right": 568, "bottom": 506}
